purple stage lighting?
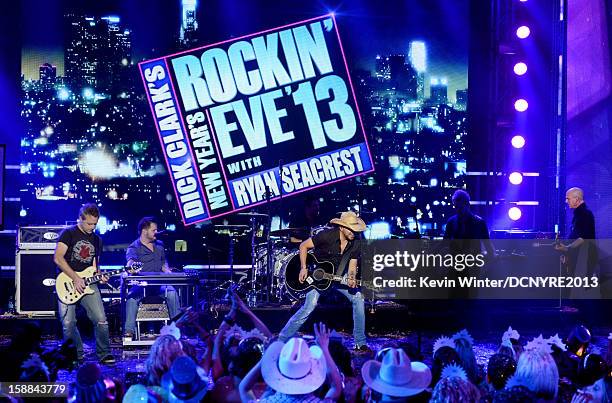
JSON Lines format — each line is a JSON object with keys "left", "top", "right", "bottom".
{"left": 509, "top": 172, "right": 523, "bottom": 185}
{"left": 508, "top": 207, "right": 522, "bottom": 221}
{"left": 516, "top": 26, "right": 530, "bottom": 39}
{"left": 514, "top": 99, "right": 529, "bottom": 112}
{"left": 511, "top": 135, "right": 526, "bottom": 148}
{"left": 513, "top": 62, "right": 527, "bottom": 75}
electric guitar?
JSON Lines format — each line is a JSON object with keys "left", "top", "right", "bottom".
{"left": 55, "top": 263, "right": 142, "bottom": 305}
{"left": 283, "top": 253, "right": 378, "bottom": 300}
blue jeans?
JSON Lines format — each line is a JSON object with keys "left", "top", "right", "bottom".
{"left": 279, "top": 288, "right": 366, "bottom": 347}
{"left": 57, "top": 284, "right": 110, "bottom": 360}
{"left": 124, "top": 285, "right": 180, "bottom": 334}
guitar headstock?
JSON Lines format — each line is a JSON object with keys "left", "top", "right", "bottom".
{"left": 127, "top": 261, "right": 143, "bottom": 274}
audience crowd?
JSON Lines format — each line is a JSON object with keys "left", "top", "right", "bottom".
{"left": 1, "top": 292, "right": 610, "bottom": 402}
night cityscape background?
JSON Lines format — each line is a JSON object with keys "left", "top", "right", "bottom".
{"left": 18, "top": 0, "right": 469, "bottom": 262}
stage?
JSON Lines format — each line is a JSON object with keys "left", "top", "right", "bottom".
{"left": 1, "top": 0, "right": 612, "bottom": 400}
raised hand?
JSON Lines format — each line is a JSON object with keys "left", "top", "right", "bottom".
{"left": 314, "top": 322, "right": 331, "bottom": 350}
{"left": 231, "top": 289, "right": 249, "bottom": 312}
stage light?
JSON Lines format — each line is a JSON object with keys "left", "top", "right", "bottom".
{"left": 57, "top": 88, "right": 70, "bottom": 100}
{"left": 513, "top": 62, "right": 527, "bottom": 75}
{"left": 83, "top": 87, "right": 94, "bottom": 100}
{"left": 508, "top": 207, "right": 522, "bottom": 221}
{"left": 514, "top": 99, "right": 528, "bottom": 112}
{"left": 511, "top": 135, "right": 526, "bottom": 148}
{"left": 509, "top": 172, "right": 523, "bottom": 185}
{"left": 516, "top": 26, "right": 530, "bottom": 39}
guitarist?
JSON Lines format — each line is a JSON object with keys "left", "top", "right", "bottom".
{"left": 555, "top": 187, "right": 598, "bottom": 278}
{"left": 278, "top": 211, "right": 370, "bottom": 353}
{"left": 53, "top": 203, "right": 115, "bottom": 364}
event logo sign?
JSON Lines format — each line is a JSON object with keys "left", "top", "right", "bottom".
{"left": 139, "top": 14, "right": 374, "bottom": 225}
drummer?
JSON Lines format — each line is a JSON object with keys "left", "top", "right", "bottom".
{"left": 287, "top": 195, "right": 324, "bottom": 243}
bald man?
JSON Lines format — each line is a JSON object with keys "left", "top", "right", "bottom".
{"left": 555, "top": 187, "right": 597, "bottom": 276}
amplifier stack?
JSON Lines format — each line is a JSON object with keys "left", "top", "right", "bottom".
{"left": 16, "top": 225, "right": 66, "bottom": 316}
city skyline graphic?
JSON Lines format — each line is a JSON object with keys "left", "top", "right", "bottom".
{"left": 19, "top": 0, "right": 468, "bottom": 251}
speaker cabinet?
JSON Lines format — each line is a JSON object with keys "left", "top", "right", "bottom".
{"left": 16, "top": 250, "right": 57, "bottom": 316}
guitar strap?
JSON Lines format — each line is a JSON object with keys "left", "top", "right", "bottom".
{"left": 95, "top": 236, "right": 102, "bottom": 269}
{"left": 335, "top": 240, "right": 360, "bottom": 276}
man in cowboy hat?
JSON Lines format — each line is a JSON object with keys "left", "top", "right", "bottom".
{"left": 239, "top": 323, "right": 343, "bottom": 402}
{"left": 361, "top": 348, "right": 432, "bottom": 401}
{"left": 278, "top": 211, "right": 370, "bottom": 352}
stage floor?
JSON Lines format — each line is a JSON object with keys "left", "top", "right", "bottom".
{"left": 2, "top": 300, "right": 611, "bottom": 394}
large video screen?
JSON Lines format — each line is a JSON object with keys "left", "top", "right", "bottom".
{"left": 0, "top": 145, "right": 4, "bottom": 230}
{"left": 20, "top": 0, "right": 468, "bottom": 260}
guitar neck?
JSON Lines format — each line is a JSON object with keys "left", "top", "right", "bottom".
{"left": 320, "top": 272, "right": 367, "bottom": 287}
{"left": 84, "top": 268, "right": 126, "bottom": 286}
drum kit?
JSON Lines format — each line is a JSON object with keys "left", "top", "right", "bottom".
{"left": 212, "top": 211, "right": 329, "bottom": 306}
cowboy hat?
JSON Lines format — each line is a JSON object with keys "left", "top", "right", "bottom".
{"left": 362, "top": 348, "right": 432, "bottom": 397}
{"left": 161, "top": 356, "right": 209, "bottom": 403}
{"left": 260, "top": 337, "right": 327, "bottom": 395}
{"left": 330, "top": 211, "right": 366, "bottom": 232}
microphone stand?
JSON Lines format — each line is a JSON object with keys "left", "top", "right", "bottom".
{"left": 264, "top": 185, "right": 273, "bottom": 304}
{"left": 248, "top": 215, "right": 258, "bottom": 307}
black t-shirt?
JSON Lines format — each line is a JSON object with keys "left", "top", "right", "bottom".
{"left": 312, "top": 227, "right": 360, "bottom": 274}
{"left": 569, "top": 203, "right": 595, "bottom": 240}
{"left": 443, "top": 212, "right": 490, "bottom": 240}
{"left": 443, "top": 212, "right": 490, "bottom": 255}
{"left": 57, "top": 225, "right": 102, "bottom": 272}
{"left": 568, "top": 203, "right": 597, "bottom": 273}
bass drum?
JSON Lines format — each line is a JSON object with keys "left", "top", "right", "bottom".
{"left": 254, "top": 244, "right": 295, "bottom": 275}
{"left": 272, "top": 247, "right": 296, "bottom": 277}
{"left": 275, "top": 251, "right": 309, "bottom": 301}
{"left": 254, "top": 244, "right": 297, "bottom": 301}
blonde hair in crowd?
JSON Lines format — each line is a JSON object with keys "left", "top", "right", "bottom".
{"left": 145, "top": 335, "right": 186, "bottom": 386}
{"left": 511, "top": 349, "right": 559, "bottom": 400}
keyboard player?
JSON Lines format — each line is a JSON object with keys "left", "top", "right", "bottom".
{"left": 123, "top": 217, "right": 180, "bottom": 339}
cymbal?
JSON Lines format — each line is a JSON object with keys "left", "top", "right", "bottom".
{"left": 213, "top": 225, "right": 251, "bottom": 236}
{"left": 269, "top": 227, "right": 309, "bottom": 237}
{"left": 237, "top": 212, "right": 269, "bottom": 217}
{"left": 213, "top": 225, "right": 250, "bottom": 230}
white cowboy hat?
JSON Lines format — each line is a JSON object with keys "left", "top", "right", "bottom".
{"left": 329, "top": 211, "right": 367, "bottom": 232}
{"left": 362, "top": 348, "right": 432, "bottom": 397}
{"left": 260, "top": 337, "right": 327, "bottom": 395}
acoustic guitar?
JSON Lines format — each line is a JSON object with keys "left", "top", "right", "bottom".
{"left": 283, "top": 253, "right": 378, "bottom": 300}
